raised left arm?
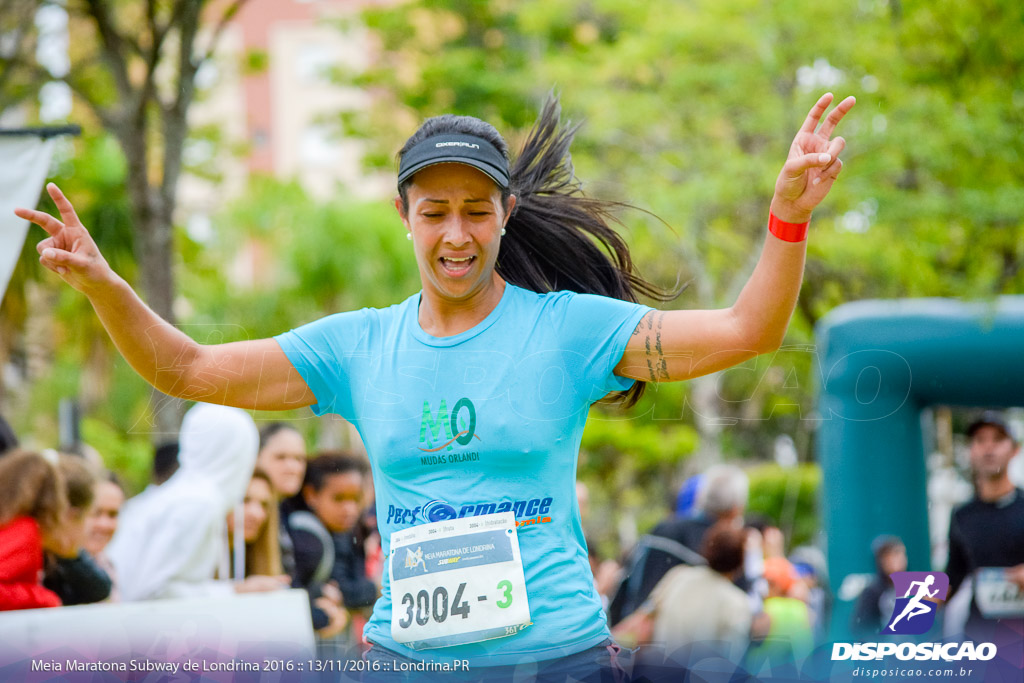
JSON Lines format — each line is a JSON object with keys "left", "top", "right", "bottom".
{"left": 616, "top": 93, "right": 856, "bottom": 383}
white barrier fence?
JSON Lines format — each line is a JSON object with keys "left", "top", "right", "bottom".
{"left": 0, "top": 589, "right": 314, "bottom": 671}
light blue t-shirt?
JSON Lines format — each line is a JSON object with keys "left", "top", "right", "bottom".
{"left": 275, "top": 283, "right": 651, "bottom": 666}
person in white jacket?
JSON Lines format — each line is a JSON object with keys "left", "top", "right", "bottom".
{"left": 108, "top": 403, "right": 286, "bottom": 600}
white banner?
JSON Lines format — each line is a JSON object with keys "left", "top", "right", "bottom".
{"left": 0, "top": 134, "right": 57, "bottom": 302}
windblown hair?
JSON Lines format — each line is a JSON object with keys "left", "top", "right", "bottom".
{"left": 398, "top": 95, "right": 678, "bottom": 406}
{"left": 0, "top": 450, "right": 68, "bottom": 537}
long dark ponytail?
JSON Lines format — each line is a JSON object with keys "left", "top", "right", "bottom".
{"left": 398, "top": 95, "right": 678, "bottom": 406}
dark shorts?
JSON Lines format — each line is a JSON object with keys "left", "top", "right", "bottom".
{"left": 360, "top": 639, "right": 631, "bottom": 683}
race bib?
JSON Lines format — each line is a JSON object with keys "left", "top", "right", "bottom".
{"left": 975, "top": 567, "right": 1024, "bottom": 619}
{"left": 389, "top": 512, "right": 532, "bottom": 649}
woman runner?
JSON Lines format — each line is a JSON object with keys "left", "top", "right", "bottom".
{"left": 17, "top": 92, "right": 853, "bottom": 681}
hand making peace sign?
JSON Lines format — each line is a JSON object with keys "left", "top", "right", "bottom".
{"left": 771, "top": 92, "right": 856, "bottom": 224}
{"left": 14, "top": 183, "right": 113, "bottom": 295}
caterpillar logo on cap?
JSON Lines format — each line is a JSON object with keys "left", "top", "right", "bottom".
{"left": 435, "top": 141, "right": 480, "bottom": 149}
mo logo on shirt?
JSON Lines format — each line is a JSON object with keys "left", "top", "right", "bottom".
{"left": 885, "top": 571, "right": 949, "bottom": 635}
{"left": 419, "top": 398, "right": 482, "bottom": 452}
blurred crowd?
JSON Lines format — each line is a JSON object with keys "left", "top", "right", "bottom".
{"left": 592, "top": 412, "right": 1024, "bottom": 672}
{"left": 598, "top": 466, "right": 829, "bottom": 670}
{"left": 0, "top": 404, "right": 380, "bottom": 655}
{"left": 1, "top": 405, "right": 1020, "bottom": 670}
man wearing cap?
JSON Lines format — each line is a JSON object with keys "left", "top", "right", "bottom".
{"left": 946, "top": 412, "right": 1024, "bottom": 656}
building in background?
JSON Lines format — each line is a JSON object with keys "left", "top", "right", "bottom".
{"left": 178, "top": 0, "right": 395, "bottom": 287}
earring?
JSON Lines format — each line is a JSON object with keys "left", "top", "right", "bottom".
{"left": 501, "top": 228, "right": 507, "bottom": 236}
{"left": 406, "top": 233, "right": 412, "bottom": 241}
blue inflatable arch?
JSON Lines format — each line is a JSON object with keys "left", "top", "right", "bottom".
{"left": 815, "top": 297, "right": 1024, "bottom": 635}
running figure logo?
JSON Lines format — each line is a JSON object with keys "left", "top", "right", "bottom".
{"left": 404, "top": 547, "right": 427, "bottom": 573}
{"left": 885, "top": 571, "right": 949, "bottom": 635}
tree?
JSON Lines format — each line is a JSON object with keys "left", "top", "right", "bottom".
{"left": 345, "top": 0, "right": 855, "bottom": 472}
{"left": 0, "top": 0, "right": 250, "bottom": 434}
{"left": 340, "top": 0, "right": 1023, "bottom": 547}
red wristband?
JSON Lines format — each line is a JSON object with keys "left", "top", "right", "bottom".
{"left": 768, "top": 212, "right": 809, "bottom": 242}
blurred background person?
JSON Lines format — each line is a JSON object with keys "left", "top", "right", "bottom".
{"left": 614, "top": 521, "right": 753, "bottom": 661}
{"left": 850, "top": 535, "right": 905, "bottom": 637}
{"left": 748, "top": 556, "right": 814, "bottom": 667}
{"left": 610, "top": 464, "right": 748, "bottom": 625}
{"left": 225, "top": 466, "right": 284, "bottom": 580}
{"left": 42, "top": 453, "right": 112, "bottom": 606}
{"left": 257, "top": 423, "right": 308, "bottom": 500}
{"left": 358, "top": 504, "right": 382, "bottom": 591}
{"left": 576, "top": 481, "right": 591, "bottom": 520}
{"left": 82, "top": 473, "right": 125, "bottom": 600}
{"left": 107, "top": 403, "right": 284, "bottom": 600}
{"left": 788, "top": 545, "right": 831, "bottom": 641}
{"left": 586, "top": 537, "right": 619, "bottom": 613}
{"left": 577, "top": 481, "right": 620, "bottom": 612}
{"left": 323, "top": 469, "right": 377, "bottom": 617}
{"left": 0, "top": 450, "right": 68, "bottom": 610}
{"left": 287, "top": 453, "right": 369, "bottom": 597}
{"left": 741, "top": 515, "right": 776, "bottom": 608}
{"left": 674, "top": 474, "right": 706, "bottom": 520}
{"left": 351, "top": 502, "right": 383, "bottom": 646}
{"left": 257, "top": 422, "right": 308, "bottom": 581}
{"left": 151, "top": 441, "right": 180, "bottom": 486}
{"left": 284, "top": 451, "right": 372, "bottom": 642}
{"left": 121, "top": 441, "right": 179, "bottom": 519}
{"left": 946, "top": 412, "right": 1024, "bottom": 658}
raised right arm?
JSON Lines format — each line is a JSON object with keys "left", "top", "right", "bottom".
{"left": 15, "top": 183, "right": 316, "bottom": 412}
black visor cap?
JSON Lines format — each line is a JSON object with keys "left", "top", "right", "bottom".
{"left": 398, "top": 134, "right": 510, "bottom": 189}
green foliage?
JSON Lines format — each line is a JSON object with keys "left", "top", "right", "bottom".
{"left": 340, "top": 0, "right": 1022, "bottom": 552}
{"left": 242, "top": 49, "right": 270, "bottom": 76}
{"left": 80, "top": 417, "right": 152, "bottom": 496}
{"left": 6, "top": 0, "right": 1021, "bottom": 556}
{"left": 746, "top": 463, "right": 821, "bottom": 549}
{"left": 582, "top": 411, "right": 698, "bottom": 473}
{"left": 65, "top": 135, "right": 136, "bottom": 279}
{"left": 579, "top": 410, "right": 700, "bottom": 549}
{"left": 179, "top": 176, "right": 419, "bottom": 343}
{"left": 5, "top": 128, "right": 148, "bottom": 466}
{"left": 352, "top": 0, "right": 1022, "bottom": 348}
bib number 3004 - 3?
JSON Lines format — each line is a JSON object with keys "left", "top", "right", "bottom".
{"left": 389, "top": 512, "right": 532, "bottom": 649}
